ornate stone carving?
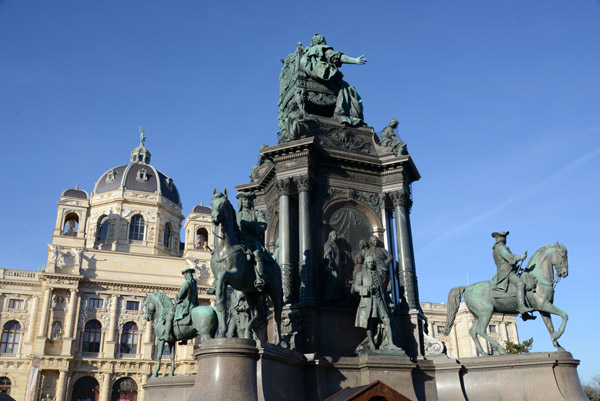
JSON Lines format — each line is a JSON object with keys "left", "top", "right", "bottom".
{"left": 424, "top": 333, "right": 445, "bottom": 356}
{"left": 281, "top": 310, "right": 304, "bottom": 350}
{"left": 275, "top": 178, "right": 295, "bottom": 197}
{"left": 52, "top": 293, "right": 66, "bottom": 309}
{"left": 295, "top": 175, "right": 311, "bottom": 192}
{"left": 320, "top": 129, "right": 372, "bottom": 154}
{"left": 50, "top": 321, "right": 62, "bottom": 340}
{"left": 281, "top": 263, "right": 294, "bottom": 305}
{"left": 186, "top": 259, "right": 211, "bottom": 280}
{"left": 355, "top": 191, "right": 382, "bottom": 218}
{"left": 389, "top": 189, "right": 411, "bottom": 209}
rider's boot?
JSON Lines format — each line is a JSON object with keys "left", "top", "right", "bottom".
{"left": 516, "top": 282, "right": 532, "bottom": 314}
{"left": 254, "top": 251, "right": 265, "bottom": 292}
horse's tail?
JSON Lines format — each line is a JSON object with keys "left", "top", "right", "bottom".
{"left": 443, "top": 286, "right": 466, "bottom": 336}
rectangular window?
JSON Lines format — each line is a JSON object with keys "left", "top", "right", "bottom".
{"left": 126, "top": 301, "right": 139, "bottom": 311}
{"left": 436, "top": 326, "right": 444, "bottom": 334}
{"left": 7, "top": 299, "right": 23, "bottom": 309}
{"left": 488, "top": 324, "right": 497, "bottom": 333}
{"left": 88, "top": 298, "right": 103, "bottom": 309}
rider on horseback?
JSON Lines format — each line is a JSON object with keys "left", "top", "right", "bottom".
{"left": 169, "top": 267, "right": 199, "bottom": 345}
{"left": 491, "top": 231, "right": 531, "bottom": 314}
{"left": 236, "top": 192, "right": 271, "bottom": 292}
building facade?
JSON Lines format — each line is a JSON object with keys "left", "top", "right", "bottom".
{"left": 0, "top": 140, "right": 214, "bottom": 401}
{"left": 421, "top": 301, "right": 519, "bottom": 359}
{"left": 0, "top": 140, "right": 519, "bottom": 400}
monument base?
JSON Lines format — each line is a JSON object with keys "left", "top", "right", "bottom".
{"left": 143, "top": 376, "right": 196, "bottom": 401}
{"left": 144, "top": 340, "right": 587, "bottom": 401}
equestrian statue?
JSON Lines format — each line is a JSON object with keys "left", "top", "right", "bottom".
{"left": 444, "top": 231, "right": 569, "bottom": 355}
{"left": 210, "top": 188, "right": 283, "bottom": 344}
{"left": 144, "top": 268, "right": 218, "bottom": 377}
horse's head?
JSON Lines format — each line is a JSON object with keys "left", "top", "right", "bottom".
{"left": 144, "top": 294, "right": 155, "bottom": 321}
{"left": 211, "top": 187, "right": 230, "bottom": 226}
{"left": 552, "top": 243, "right": 569, "bottom": 278}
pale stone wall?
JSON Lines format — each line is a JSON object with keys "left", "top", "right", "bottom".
{"left": 421, "top": 301, "right": 520, "bottom": 359}
{"left": 0, "top": 189, "right": 213, "bottom": 400}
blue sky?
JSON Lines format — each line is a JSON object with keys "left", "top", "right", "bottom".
{"left": 1, "top": 0, "right": 599, "bottom": 381}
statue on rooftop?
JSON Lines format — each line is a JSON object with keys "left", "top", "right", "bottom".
{"left": 300, "top": 34, "right": 366, "bottom": 126}
{"left": 379, "top": 119, "right": 407, "bottom": 157}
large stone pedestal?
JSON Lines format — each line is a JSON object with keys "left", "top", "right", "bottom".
{"left": 144, "top": 346, "right": 587, "bottom": 401}
{"left": 431, "top": 352, "right": 589, "bottom": 401}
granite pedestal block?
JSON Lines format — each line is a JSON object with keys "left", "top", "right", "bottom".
{"left": 144, "top": 343, "right": 587, "bottom": 401}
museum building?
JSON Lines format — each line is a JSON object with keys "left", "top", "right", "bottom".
{"left": 0, "top": 140, "right": 517, "bottom": 401}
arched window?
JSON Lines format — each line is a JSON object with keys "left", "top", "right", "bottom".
{"left": 0, "top": 321, "right": 21, "bottom": 354}
{"left": 120, "top": 322, "right": 138, "bottom": 354}
{"left": 83, "top": 320, "right": 102, "bottom": 353}
{"left": 129, "top": 215, "right": 145, "bottom": 241}
{"left": 111, "top": 377, "right": 137, "bottom": 401}
{"left": 72, "top": 376, "right": 99, "bottom": 401}
{"left": 163, "top": 223, "right": 172, "bottom": 248}
{"left": 63, "top": 213, "right": 79, "bottom": 237}
{"left": 96, "top": 215, "right": 109, "bottom": 242}
{"left": 0, "top": 377, "right": 11, "bottom": 394}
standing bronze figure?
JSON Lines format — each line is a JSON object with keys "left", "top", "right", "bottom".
{"left": 353, "top": 256, "right": 402, "bottom": 352}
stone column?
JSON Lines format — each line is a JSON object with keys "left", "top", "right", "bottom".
{"left": 390, "top": 189, "right": 420, "bottom": 310}
{"left": 55, "top": 370, "right": 67, "bottom": 401}
{"left": 379, "top": 193, "right": 390, "bottom": 249}
{"left": 38, "top": 288, "right": 52, "bottom": 337}
{"left": 101, "top": 372, "right": 111, "bottom": 401}
{"left": 26, "top": 296, "right": 39, "bottom": 342}
{"left": 297, "top": 175, "right": 314, "bottom": 303}
{"left": 64, "top": 289, "right": 78, "bottom": 338}
{"left": 276, "top": 178, "right": 294, "bottom": 305}
{"left": 107, "top": 295, "right": 118, "bottom": 342}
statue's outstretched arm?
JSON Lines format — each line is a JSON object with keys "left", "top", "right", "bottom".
{"left": 340, "top": 54, "right": 367, "bottom": 65}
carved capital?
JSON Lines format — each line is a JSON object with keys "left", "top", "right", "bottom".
{"left": 295, "top": 175, "right": 311, "bottom": 192}
{"left": 390, "top": 189, "right": 410, "bottom": 208}
{"left": 275, "top": 178, "right": 295, "bottom": 197}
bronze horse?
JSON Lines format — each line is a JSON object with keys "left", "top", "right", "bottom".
{"left": 210, "top": 188, "right": 283, "bottom": 344}
{"left": 444, "top": 243, "right": 569, "bottom": 355}
{"left": 144, "top": 292, "right": 217, "bottom": 377}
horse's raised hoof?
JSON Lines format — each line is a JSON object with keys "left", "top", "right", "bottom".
{"left": 521, "top": 312, "right": 537, "bottom": 321}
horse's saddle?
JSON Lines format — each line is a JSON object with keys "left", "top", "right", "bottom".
{"left": 175, "top": 313, "right": 192, "bottom": 326}
{"left": 491, "top": 273, "right": 537, "bottom": 300}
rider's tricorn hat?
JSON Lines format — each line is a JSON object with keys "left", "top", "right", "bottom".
{"left": 236, "top": 191, "right": 256, "bottom": 200}
{"left": 491, "top": 231, "right": 509, "bottom": 239}
{"left": 181, "top": 267, "right": 195, "bottom": 275}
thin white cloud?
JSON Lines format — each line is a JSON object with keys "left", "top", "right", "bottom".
{"left": 418, "top": 142, "right": 600, "bottom": 250}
